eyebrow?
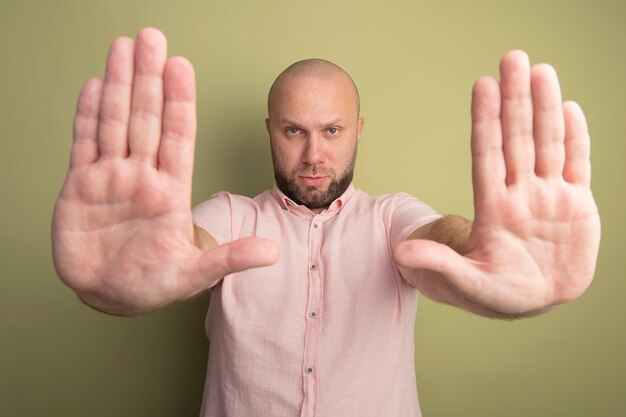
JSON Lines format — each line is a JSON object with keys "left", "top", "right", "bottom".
{"left": 277, "top": 118, "right": 347, "bottom": 126}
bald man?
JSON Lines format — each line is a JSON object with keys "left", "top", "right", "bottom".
{"left": 53, "top": 28, "right": 600, "bottom": 416}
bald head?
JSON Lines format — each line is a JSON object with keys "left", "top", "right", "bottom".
{"left": 267, "top": 59, "right": 360, "bottom": 117}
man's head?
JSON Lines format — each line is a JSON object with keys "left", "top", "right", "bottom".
{"left": 265, "top": 59, "right": 364, "bottom": 212}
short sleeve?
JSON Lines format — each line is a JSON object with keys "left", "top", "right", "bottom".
{"left": 388, "top": 193, "right": 441, "bottom": 249}
{"left": 192, "top": 192, "right": 233, "bottom": 246}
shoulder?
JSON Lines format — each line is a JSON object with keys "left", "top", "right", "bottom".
{"left": 193, "top": 190, "right": 273, "bottom": 213}
{"left": 351, "top": 188, "right": 440, "bottom": 231}
{"left": 350, "top": 188, "right": 435, "bottom": 215}
{"left": 191, "top": 190, "right": 276, "bottom": 244}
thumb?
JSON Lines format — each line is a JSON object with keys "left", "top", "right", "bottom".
{"left": 196, "top": 237, "right": 280, "bottom": 287}
{"left": 393, "top": 239, "right": 477, "bottom": 288}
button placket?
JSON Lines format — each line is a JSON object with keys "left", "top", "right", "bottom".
{"left": 301, "top": 215, "right": 326, "bottom": 416}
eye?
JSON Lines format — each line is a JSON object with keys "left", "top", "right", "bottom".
{"left": 286, "top": 127, "right": 300, "bottom": 136}
{"left": 327, "top": 127, "right": 340, "bottom": 135}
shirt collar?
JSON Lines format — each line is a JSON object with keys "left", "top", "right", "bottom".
{"left": 272, "top": 183, "right": 356, "bottom": 217}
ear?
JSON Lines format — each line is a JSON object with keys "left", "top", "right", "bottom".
{"left": 265, "top": 118, "right": 271, "bottom": 135}
{"left": 356, "top": 117, "right": 365, "bottom": 143}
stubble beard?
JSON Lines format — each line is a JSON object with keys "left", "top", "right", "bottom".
{"left": 272, "top": 149, "right": 357, "bottom": 210}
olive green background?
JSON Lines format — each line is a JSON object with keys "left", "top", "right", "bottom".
{"left": 1, "top": 0, "right": 624, "bottom": 416}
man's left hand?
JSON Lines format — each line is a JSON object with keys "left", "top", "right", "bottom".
{"left": 394, "top": 51, "right": 601, "bottom": 316}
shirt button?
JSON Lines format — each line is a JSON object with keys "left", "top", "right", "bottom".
{"left": 310, "top": 264, "right": 317, "bottom": 270}
{"left": 309, "top": 311, "right": 317, "bottom": 318}
{"left": 313, "top": 223, "right": 318, "bottom": 229}
{"left": 306, "top": 367, "right": 314, "bottom": 374}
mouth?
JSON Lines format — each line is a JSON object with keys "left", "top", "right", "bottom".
{"left": 299, "top": 176, "right": 328, "bottom": 187}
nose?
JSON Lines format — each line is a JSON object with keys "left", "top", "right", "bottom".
{"left": 302, "top": 134, "right": 324, "bottom": 166}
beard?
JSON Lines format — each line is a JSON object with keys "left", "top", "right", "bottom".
{"left": 272, "top": 148, "right": 357, "bottom": 210}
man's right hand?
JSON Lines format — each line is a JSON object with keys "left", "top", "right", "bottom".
{"left": 52, "top": 28, "right": 278, "bottom": 315}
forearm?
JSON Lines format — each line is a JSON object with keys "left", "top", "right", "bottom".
{"left": 407, "top": 215, "right": 472, "bottom": 255}
{"left": 194, "top": 224, "right": 218, "bottom": 251}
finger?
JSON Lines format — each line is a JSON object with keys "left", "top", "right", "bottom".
{"left": 531, "top": 64, "right": 565, "bottom": 178}
{"left": 393, "top": 239, "right": 482, "bottom": 296}
{"left": 128, "top": 28, "right": 167, "bottom": 165}
{"left": 562, "top": 101, "right": 591, "bottom": 186}
{"left": 195, "top": 237, "right": 280, "bottom": 289}
{"left": 500, "top": 50, "right": 535, "bottom": 184}
{"left": 394, "top": 239, "right": 469, "bottom": 278}
{"left": 98, "top": 36, "right": 134, "bottom": 158}
{"left": 158, "top": 56, "right": 196, "bottom": 183}
{"left": 71, "top": 77, "right": 103, "bottom": 168}
{"left": 471, "top": 76, "right": 506, "bottom": 205}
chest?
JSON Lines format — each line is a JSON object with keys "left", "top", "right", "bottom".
{"left": 218, "top": 208, "right": 405, "bottom": 318}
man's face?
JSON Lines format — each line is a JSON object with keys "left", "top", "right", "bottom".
{"left": 266, "top": 73, "right": 364, "bottom": 212}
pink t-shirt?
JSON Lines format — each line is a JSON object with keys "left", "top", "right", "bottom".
{"left": 192, "top": 184, "right": 439, "bottom": 417}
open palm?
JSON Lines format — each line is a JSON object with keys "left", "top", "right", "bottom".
{"left": 395, "top": 51, "right": 601, "bottom": 316}
{"left": 52, "top": 28, "right": 277, "bottom": 315}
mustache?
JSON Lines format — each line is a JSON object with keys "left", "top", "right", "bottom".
{"left": 297, "top": 165, "right": 334, "bottom": 176}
